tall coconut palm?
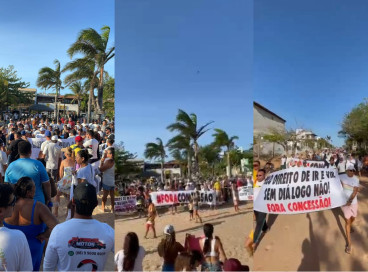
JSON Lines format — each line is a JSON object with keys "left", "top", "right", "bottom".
{"left": 63, "top": 57, "right": 98, "bottom": 122}
{"left": 36, "top": 59, "right": 63, "bottom": 120}
{"left": 212, "top": 129, "right": 239, "bottom": 177}
{"left": 144, "top": 138, "right": 167, "bottom": 183}
{"left": 167, "top": 109, "right": 213, "bottom": 179}
{"left": 167, "top": 134, "right": 192, "bottom": 178}
{"left": 67, "top": 26, "right": 114, "bottom": 116}
{"left": 68, "top": 81, "right": 85, "bottom": 117}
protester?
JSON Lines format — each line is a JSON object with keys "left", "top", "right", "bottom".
{"left": 115, "top": 232, "right": 146, "bottom": 272}
{"left": 339, "top": 165, "right": 360, "bottom": 254}
{"left": 144, "top": 198, "right": 157, "bottom": 239}
{"left": 157, "top": 225, "right": 185, "bottom": 271}
{"left": 54, "top": 147, "right": 75, "bottom": 217}
{"left": 192, "top": 185, "right": 203, "bottom": 223}
{"left": 252, "top": 169, "right": 269, "bottom": 251}
{"left": 43, "top": 182, "right": 114, "bottom": 271}
{"left": 0, "top": 183, "right": 33, "bottom": 271}
{"left": 5, "top": 141, "right": 51, "bottom": 205}
{"left": 3, "top": 177, "right": 58, "bottom": 271}
{"left": 99, "top": 147, "right": 115, "bottom": 212}
{"left": 199, "top": 223, "right": 227, "bottom": 271}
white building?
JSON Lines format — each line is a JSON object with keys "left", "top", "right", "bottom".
{"left": 253, "top": 102, "right": 286, "bottom": 156}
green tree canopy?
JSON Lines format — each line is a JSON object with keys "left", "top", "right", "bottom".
{"left": 0, "top": 66, "right": 31, "bottom": 111}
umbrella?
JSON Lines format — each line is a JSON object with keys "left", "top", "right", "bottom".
{"left": 28, "top": 104, "right": 53, "bottom": 112}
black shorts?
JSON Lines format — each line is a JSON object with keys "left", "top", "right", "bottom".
{"left": 189, "top": 210, "right": 193, "bottom": 214}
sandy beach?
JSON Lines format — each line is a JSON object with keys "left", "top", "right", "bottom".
{"left": 254, "top": 176, "right": 368, "bottom": 271}
{"left": 115, "top": 202, "right": 254, "bottom": 271}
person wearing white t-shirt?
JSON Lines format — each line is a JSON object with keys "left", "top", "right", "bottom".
{"left": 253, "top": 169, "right": 268, "bottom": 250}
{"left": 43, "top": 182, "right": 114, "bottom": 271}
{"left": 0, "top": 142, "right": 8, "bottom": 182}
{"left": 75, "top": 149, "right": 97, "bottom": 188}
{"left": 0, "top": 184, "right": 33, "bottom": 271}
{"left": 43, "top": 136, "right": 63, "bottom": 182}
{"left": 339, "top": 165, "right": 360, "bottom": 254}
{"left": 83, "top": 130, "right": 99, "bottom": 162}
{"left": 115, "top": 232, "right": 145, "bottom": 272}
{"left": 39, "top": 130, "right": 52, "bottom": 158}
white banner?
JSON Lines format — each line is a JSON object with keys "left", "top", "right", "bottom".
{"left": 28, "top": 138, "right": 76, "bottom": 159}
{"left": 150, "top": 190, "right": 216, "bottom": 206}
{"left": 114, "top": 196, "right": 137, "bottom": 215}
{"left": 288, "top": 159, "right": 328, "bottom": 168}
{"left": 238, "top": 186, "right": 253, "bottom": 201}
{"left": 254, "top": 168, "right": 347, "bottom": 214}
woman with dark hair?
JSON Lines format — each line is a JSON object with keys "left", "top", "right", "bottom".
{"left": 0, "top": 183, "right": 33, "bottom": 271}
{"left": 115, "top": 232, "right": 145, "bottom": 271}
{"left": 157, "top": 225, "right": 185, "bottom": 271}
{"left": 99, "top": 147, "right": 115, "bottom": 212}
{"left": 3, "top": 177, "right": 58, "bottom": 271}
{"left": 75, "top": 149, "right": 96, "bottom": 187}
{"left": 199, "top": 223, "right": 227, "bottom": 271}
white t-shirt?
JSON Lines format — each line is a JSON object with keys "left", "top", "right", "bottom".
{"left": 77, "top": 164, "right": 97, "bottom": 187}
{"left": 43, "top": 219, "right": 114, "bottom": 271}
{"left": 346, "top": 159, "right": 356, "bottom": 169}
{"left": 83, "top": 138, "right": 99, "bottom": 159}
{"left": 339, "top": 174, "right": 359, "bottom": 204}
{"left": 43, "top": 142, "right": 62, "bottom": 170}
{"left": 337, "top": 160, "right": 346, "bottom": 173}
{"left": 0, "top": 227, "right": 33, "bottom": 271}
{"left": 281, "top": 157, "right": 286, "bottom": 165}
{"left": 114, "top": 246, "right": 145, "bottom": 272}
{"left": 253, "top": 179, "right": 264, "bottom": 202}
{"left": 40, "top": 139, "right": 51, "bottom": 153}
{"left": 0, "top": 150, "right": 8, "bottom": 176}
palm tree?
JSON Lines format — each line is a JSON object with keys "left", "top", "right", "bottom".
{"left": 67, "top": 81, "right": 85, "bottom": 117}
{"left": 63, "top": 57, "right": 98, "bottom": 122}
{"left": 166, "top": 134, "right": 192, "bottom": 178}
{"left": 67, "top": 26, "right": 114, "bottom": 116}
{"left": 36, "top": 59, "right": 63, "bottom": 120}
{"left": 144, "top": 138, "right": 167, "bottom": 183}
{"left": 167, "top": 109, "right": 213, "bottom": 179}
{"left": 212, "top": 129, "right": 239, "bottom": 177}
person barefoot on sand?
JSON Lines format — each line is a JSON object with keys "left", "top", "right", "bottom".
{"left": 193, "top": 185, "right": 202, "bottom": 223}
{"left": 157, "top": 225, "right": 185, "bottom": 271}
{"left": 199, "top": 223, "right": 227, "bottom": 271}
{"left": 145, "top": 198, "right": 157, "bottom": 239}
{"left": 339, "top": 165, "right": 360, "bottom": 254}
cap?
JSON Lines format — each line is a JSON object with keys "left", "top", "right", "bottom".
{"left": 45, "top": 130, "right": 51, "bottom": 137}
{"left": 73, "top": 181, "right": 98, "bottom": 206}
{"left": 75, "top": 135, "right": 83, "bottom": 142}
{"left": 40, "top": 127, "right": 46, "bottom": 132}
{"left": 21, "top": 130, "right": 26, "bottom": 135}
{"left": 163, "top": 224, "right": 175, "bottom": 235}
{"left": 346, "top": 165, "right": 356, "bottom": 171}
{"left": 223, "top": 259, "right": 249, "bottom": 272}
{"left": 51, "top": 135, "right": 58, "bottom": 141}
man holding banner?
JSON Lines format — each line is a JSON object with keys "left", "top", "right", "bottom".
{"left": 253, "top": 169, "right": 269, "bottom": 250}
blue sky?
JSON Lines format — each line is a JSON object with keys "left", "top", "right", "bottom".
{"left": 0, "top": 1, "right": 114, "bottom": 95}
{"left": 115, "top": 0, "right": 253, "bottom": 159}
{"left": 254, "top": 0, "right": 368, "bottom": 147}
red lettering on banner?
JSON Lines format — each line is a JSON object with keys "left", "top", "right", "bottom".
{"left": 174, "top": 194, "right": 178, "bottom": 203}
{"left": 164, "top": 194, "right": 169, "bottom": 203}
{"left": 169, "top": 194, "right": 173, "bottom": 203}
{"left": 287, "top": 197, "right": 332, "bottom": 212}
{"left": 267, "top": 203, "right": 286, "bottom": 212}
{"left": 157, "top": 195, "right": 162, "bottom": 204}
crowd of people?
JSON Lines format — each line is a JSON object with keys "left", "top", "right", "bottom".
{"left": 250, "top": 148, "right": 363, "bottom": 255}
{"left": 119, "top": 175, "right": 252, "bottom": 216}
{"left": 0, "top": 113, "right": 116, "bottom": 271}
